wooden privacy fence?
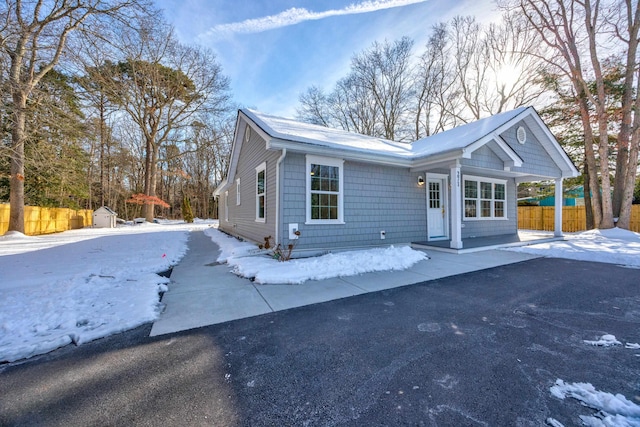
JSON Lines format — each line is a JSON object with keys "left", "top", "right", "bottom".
{"left": 518, "top": 205, "right": 640, "bottom": 233}
{"left": 0, "top": 204, "right": 93, "bottom": 236}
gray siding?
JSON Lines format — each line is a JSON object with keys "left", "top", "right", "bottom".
{"left": 502, "top": 121, "right": 561, "bottom": 178}
{"left": 281, "top": 153, "right": 427, "bottom": 251}
{"left": 460, "top": 144, "right": 504, "bottom": 170}
{"left": 219, "top": 123, "right": 280, "bottom": 244}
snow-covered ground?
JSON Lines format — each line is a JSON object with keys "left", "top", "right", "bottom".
{"left": 206, "top": 227, "right": 428, "bottom": 284}
{"left": 507, "top": 228, "right": 640, "bottom": 268}
{"left": 0, "top": 220, "right": 214, "bottom": 363}
{"left": 1, "top": 224, "right": 639, "bottom": 370}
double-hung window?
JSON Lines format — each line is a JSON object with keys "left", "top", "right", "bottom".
{"left": 464, "top": 175, "right": 507, "bottom": 220}
{"left": 256, "top": 162, "right": 266, "bottom": 222}
{"left": 306, "top": 155, "right": 344, "bottom": 224}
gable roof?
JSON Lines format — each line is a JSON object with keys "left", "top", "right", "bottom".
{"left": 214, "top": 107, "right": 578, "bottom": 196}
{"left": 410, "top": 107, "right": 529, "bottom": 157}
{"left": 244, "top": 109, "right": 414, "bottom": 160}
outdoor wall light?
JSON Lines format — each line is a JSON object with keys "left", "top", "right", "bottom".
{"left": 417, "top": 175, "right": 425, "bottom": 186}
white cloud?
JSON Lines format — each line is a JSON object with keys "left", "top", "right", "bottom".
{"left": 199, "top": 0, "right": 428, "bottom": 39}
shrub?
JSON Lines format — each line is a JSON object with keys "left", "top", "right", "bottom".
{"left": 258, "top": 231, "right": 301, "bottom": 261}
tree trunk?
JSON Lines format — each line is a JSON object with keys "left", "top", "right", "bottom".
{"left": 583, "top": 163, "right": 595, "bottom": 230}
{"left": 142, "top": 136, "right": 154, "bottom": 222}
{"left": 617, "top": 76, "right": 640, "bottom": 229}
{"left": 577, "top": 96, "right": 603, "bottom": 228}
{"left": 8, "top": 92, "right": 27, "bottom": 234}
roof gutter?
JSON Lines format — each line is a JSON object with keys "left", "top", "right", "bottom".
{"left": 275, "top": 148, "right": 287, "bottom": 245}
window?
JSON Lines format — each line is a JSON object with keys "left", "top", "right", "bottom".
{"left": 306, "top": 155, "right": 344, "bottom": 224}
{"left": 256, "top": 162, "right": 266, "bottom": 222}
{"left": 236, "top": 178, "right": 241, "bottom": 205}
{"left": 463, "top": 176, "right": 507, "bottom": 220}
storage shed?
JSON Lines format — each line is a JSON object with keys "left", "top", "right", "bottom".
{"left": 93, "top": 206, "right": 117, "bottom": 228}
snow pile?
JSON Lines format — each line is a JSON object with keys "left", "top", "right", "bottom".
{"left": 204, "top": 227, "right": 261, "bottom": 262}
{"left": 0, "top": 222, "right": 214, "bottom": 363}
{"left": 550, "top": 379, "right": 640, "bottom": 426}
{"left": 583, "top": 334, "right": 622, "bottom": 347}
{"left": 625, "top": 343, "right": 640, "bottom": 350}
{"left": 507, "top": 228, "right": 640, "bottom": 267}
{"left": 204, "top": 228, "right": 428, "bottom": 284}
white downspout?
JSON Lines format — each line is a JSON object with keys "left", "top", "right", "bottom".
{"left": 275, "top": 149, "right": 287, "bottom": 245}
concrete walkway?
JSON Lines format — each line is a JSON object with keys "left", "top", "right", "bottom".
{"left": 150, "top": 231, "right": 539, "bottom": 336}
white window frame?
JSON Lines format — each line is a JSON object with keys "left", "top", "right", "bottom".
{"left": 305, "top": 155, "right": 344, "bottom": 224}
{"left": 224, "top": 191, "right": 229, "bottom": 222}
{"left": 463, "top": 175, "right": 508, "bottom": 220}
{"left": 255, "top": 162, "right": 266, "bottom": 222}
{"left": 236, "top": 178, "right": 241, "bottom": 206}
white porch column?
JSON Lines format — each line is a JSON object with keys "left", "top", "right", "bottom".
{"left": 554, "top": 177, "right": 564, "bottom": 237}
{"left": 450, "top": 161, "right": 463, "bottom": 249}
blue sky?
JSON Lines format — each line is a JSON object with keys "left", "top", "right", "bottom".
{"left": 154, "top": 0, "right": 497, "bottom": 117}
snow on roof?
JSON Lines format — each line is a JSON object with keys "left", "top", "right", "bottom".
{"left": 243, "top": 109, "right": 414, "bottom": 158}
{"left": 410, "top": 107, "right": 529, "bottom": 157}
{"left": 243, "top": 106, "right": 531, "bottom": 160}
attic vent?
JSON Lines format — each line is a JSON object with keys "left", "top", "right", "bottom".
{"left": 517, "top": 126, "right": 527, "bottom": 144}
{"left": 244, "top": 125, "right": 251, "bottom": 143}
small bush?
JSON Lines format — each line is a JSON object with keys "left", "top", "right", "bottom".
{"left": 258, "top": 231, "right": 301, "bottom": 261}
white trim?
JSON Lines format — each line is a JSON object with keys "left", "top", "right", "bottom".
{"left": 236, "top": 178, "right": 241, "bottom": 206}
{"left": 255, "top": 162, "right": 266, "bottom": 223}
{"left": 463, "top": 175, "right": 509, "bottom": 221}
{"left": 554, "top": 177, "right": 564, "bottom": 237}
{"left": 426, "top": 173, "right": 449, "bottom": 241}
{"left": 449, "top": 162, "right": 463, "bottom": 249}
{"left": 492, "top": 134, "right": 523, "bottom": 168}
{"left": 305, "top": 155, "right": 345, "bottom": 225}
{"left": 517, "top": 126, "right": 527, "bottom": 144}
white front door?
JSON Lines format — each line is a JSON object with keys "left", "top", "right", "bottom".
{"left": 427, "top": 176, "right": 448, "bottom": 240}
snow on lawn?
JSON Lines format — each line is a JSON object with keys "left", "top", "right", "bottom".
{"left": 0, "top": 220, "right": 215, "bottom": 363}
{"left": 204, "top": 228, "right": 428, "bottom": 285}
{"left": 507, "top": 228, "right": 640, "bottom": 267}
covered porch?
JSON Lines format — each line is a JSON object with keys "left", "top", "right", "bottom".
{"left": 412, "top": 230, "right": 563, "bottom": 254}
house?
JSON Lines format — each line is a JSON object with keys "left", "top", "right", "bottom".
{"left": 214, "top": 107, "right": 578, "bottom": 254}
{"left": 93, "top": 206, "right": 117, "bottom": 228}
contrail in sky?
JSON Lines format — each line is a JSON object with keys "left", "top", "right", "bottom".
{"left": 200, "top": 0, "right": 428, "bottom": 39}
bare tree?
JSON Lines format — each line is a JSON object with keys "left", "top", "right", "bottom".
{"left": 297, "top": 86, "right": 331, "bottom": 127}
{"left": 297, "top": 38, "right": 414, "bottom": 140}
{"left": 98, "top": 23, "right": 231, "bottom": 221}
{"left": 412, "top": 23, "right": 460, "bottom": 138}
{"left": 350, "top": 37, "right": 415, "bottom": 140}
{"left": 502, "top": 0, "right": 639, "bottom": 229}
{"left": 446, "top": 16, "right": 547, "bottom": 123}
{"left": 298, "top": 18, "right": 547, "bottom": 142}
{"left": 0, "top": 0, "right": 142, "bottom": 233}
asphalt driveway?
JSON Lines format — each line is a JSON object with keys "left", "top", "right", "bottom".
{"left": 1, "top": 257, "right": 638, "bottom": 426}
